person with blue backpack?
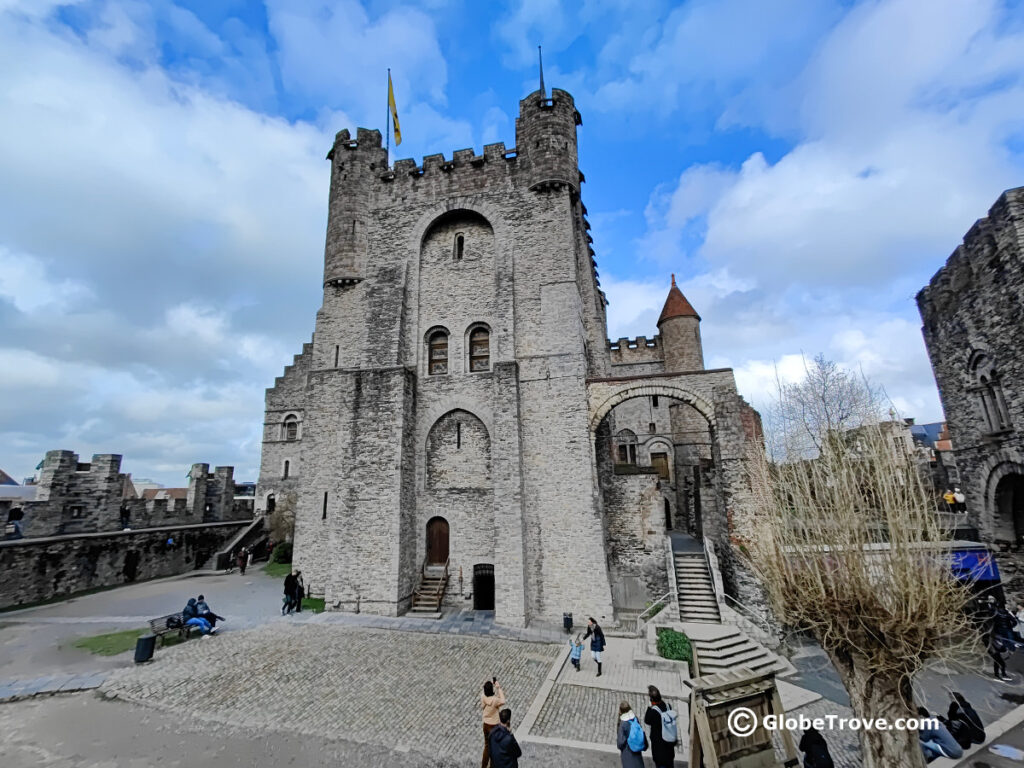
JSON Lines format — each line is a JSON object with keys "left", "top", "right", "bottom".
{"left": 643, "top": 685, "right": 678, "bottom": 768}
{"left": 616, "top": 700, "right": 648, "bottom": 768}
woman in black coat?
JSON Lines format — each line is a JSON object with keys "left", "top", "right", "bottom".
{"left": 799, "top": 726, "right": 834, "bottom": 768}
{"left": 643, "top": 685, "right": 677, "bottom": 768}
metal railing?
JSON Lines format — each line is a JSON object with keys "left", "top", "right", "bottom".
{"left": 721, "top": 592, "right": 772, "bottom": 638}
{"left": 635, "top": 590, "right": 677, "bottom": 635}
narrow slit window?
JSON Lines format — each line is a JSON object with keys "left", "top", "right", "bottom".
{"left": 652, "top": 395, "right": 659, "bottom": 408}
{"left": 454, "top": 234, "right": 465, "bottom": 261}
{"left": 283, "top": 460, "right": 290, "bottom": 479}
{"left": 334, "top": 345, "right": 340, "bottom": 367}
{"left": 322, "top": 492, "right": 328, "bottom": 520}
{"left": 457, "top": 421, "right": 462, "bottom": 449}
{"left": 469, "top": 327, "right": 490, "bottom": 372}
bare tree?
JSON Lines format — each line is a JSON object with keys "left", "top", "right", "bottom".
{"left": 746, "top": 357, "right": 974, "bottom": 768}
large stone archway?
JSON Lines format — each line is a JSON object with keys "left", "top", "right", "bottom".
{"left": 586, "top": 369, "right": 764, "bottom": 615}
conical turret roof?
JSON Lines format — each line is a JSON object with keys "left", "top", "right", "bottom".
{"left": 657, "top": 274, "right": 700, "bottom": 325}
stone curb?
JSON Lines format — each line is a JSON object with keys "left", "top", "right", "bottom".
{"left": 0, "top": 673, "right": 106, "bottom": 704}
{"left": 936, "top": 698, "right": 1024, "bottom": 767}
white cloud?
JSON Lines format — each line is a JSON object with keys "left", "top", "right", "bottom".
{"left": 0, "top": 248, "right": 92, "bottom": 313}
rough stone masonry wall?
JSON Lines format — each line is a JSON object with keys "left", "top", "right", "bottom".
{"left": 0, "top": 521, "right": 248, "bottom": 609}
{"left": 917, "top": 186, "right": 1024, "bottom": 542}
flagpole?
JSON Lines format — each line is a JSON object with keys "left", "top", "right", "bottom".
{"left": 386, "top": 68, "right": 391, "bottom": 167}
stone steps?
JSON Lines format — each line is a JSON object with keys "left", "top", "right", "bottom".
{"left": 675, "top": 554, "right": 720, "bottom": 623}
{"left": 689, "top": 627, "right": 793, "bottom": 677}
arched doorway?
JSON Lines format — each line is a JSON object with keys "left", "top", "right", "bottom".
{"left": 426, "top": 517, "right": 449, "bottom": 564}
{"left": 995, "top": 474, "right": 1024, "bottom": 544}
{"left": 473, "top": 563, "right": 495, "bottom": 610}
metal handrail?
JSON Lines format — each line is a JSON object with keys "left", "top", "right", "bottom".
{"left": 635, "top": 590, "right": 677, "bottom": 635}
{"left": 721, "top": 592, "right": 772, "bottom": 636}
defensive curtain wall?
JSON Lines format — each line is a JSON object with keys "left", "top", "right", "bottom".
{"left": 586, "top": 369, "right": 766, "bottom": 615}
{"left": 0, "top": 520, "right": 249, "bottom": 609}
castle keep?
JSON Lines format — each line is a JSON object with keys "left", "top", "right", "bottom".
{"left": 918, "top": 187, "right": 1024, "bottom": 555}
{"left": 259, "top": 89, "right": 761, "bottom": 627}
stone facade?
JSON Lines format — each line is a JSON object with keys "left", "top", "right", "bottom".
{"left": 259, "top": 88, "right": 763, "bottom": 627}
{"left": 6, "top": 450, "right": 251, "bottom": 539}
{"left": 0, "top": 521, "right": 248, "bottom": 609}
{"left": 917, "top": 186, "right": 1024, "bottom": 548}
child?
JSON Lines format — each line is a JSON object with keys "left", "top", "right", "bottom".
{"left": 569, "top": 634, "right": 584, "bottom": 671}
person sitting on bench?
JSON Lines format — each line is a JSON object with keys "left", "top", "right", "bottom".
{"left": 196, "top": 594, "right": 225, "bottom": 628}
{"left": 182, "top": 597, "right": 215, "bottom": 636}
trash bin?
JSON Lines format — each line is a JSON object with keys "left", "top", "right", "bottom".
{"left": 563, "top": 612, "right": 573, "bottom": 633}
{"left": 134, "top": 634, "right": 156, "bottom": 663}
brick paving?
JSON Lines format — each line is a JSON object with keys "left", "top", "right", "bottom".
{"left": 102, "top": 623, "right": 560, "bottom": 760}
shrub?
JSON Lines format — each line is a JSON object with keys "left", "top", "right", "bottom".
{"left": 656, "top": 627, "right": 692, "bottom": 663}
{"left": 271, "top": 541, "right": 293, "bottom": 564}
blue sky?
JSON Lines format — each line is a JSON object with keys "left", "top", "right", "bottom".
{"left": 1, "top": 0, "right": 1023, "bottom": 486}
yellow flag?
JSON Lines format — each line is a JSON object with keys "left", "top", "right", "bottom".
{"left": 388, "top": 71, "right": 402, "bottom": 146}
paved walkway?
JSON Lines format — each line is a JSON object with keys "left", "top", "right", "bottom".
{"left": 102, "top": 623, "right": 560, "bottom": 761}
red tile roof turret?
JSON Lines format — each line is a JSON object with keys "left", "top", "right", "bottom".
{"left": 657, "top": 274, "right": 700, "bottom": 325}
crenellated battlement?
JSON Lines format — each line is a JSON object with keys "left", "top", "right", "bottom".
{"left": 608, "top": 335, "right": 664, "bottom": 366}
{"left": 917, "top": 186, "right": 1024, "bottom": 325}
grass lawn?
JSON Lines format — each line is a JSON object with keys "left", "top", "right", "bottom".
{"left": 263, "top": 561, "right": 292, "bottom": 578}
{"left": 73, "top": 628, "right": 145, "bottom": 656}
{"left": 302, "top": 597, "right": 325, "bottom": 613}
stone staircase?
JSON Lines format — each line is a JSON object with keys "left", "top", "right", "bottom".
{"left": 410, "top": 565, "right": 449, "bottom": 615}
{"left": 674, "top": 553, "right": 721, "bottom": 623}
{"left": 686, "top": 623, "right": 795, "bottom": 677}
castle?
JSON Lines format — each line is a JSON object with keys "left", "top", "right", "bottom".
{"left": 918, "top": 187, "right": 1024, "bottom": 558}
{"left": 258, "top": 88, "right": 762, "bottom": 627}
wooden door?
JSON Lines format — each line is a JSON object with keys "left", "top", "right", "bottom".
{"left": 426, "top": 517, "right": 449, "bottom": 564}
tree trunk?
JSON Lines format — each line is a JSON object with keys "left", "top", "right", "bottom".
{"left": 828, "top": 649, "right": 926, "bottom": 768}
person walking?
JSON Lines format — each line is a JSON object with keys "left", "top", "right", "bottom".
{"left": 616, "top": 700, "right": 647, "bottom": 768}
{"left": 582, "top": 617, "right": 606, "bottom": 677}
{"left": 987, "top": 632, "right": 1012, "bottom": 682}
{"left": 798, "top": 725, "right": 835, "bottom": 768}
{"left": 236, "top": 547, "right": 247, "bottom": 576}
{"left": 294, "top": 570, "right": 305, "bottom": 613}
{"left": 283, "top": 571, "right": 298, "bottom": 615}
{"left": 569, "top": 634, "right": 584, "bottom": 671}
{"left": 643, "top": 685, "right": 678, "bottom": 768}
{"left": 480, "top": 677, "right": 506, "bottom": 768}
{"left": 488, "top": 708, "right": 522, "bottom": 768}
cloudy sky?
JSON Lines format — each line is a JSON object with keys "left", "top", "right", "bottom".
{"left": 1, "top": 0, "right": 1022, "bottom": 486}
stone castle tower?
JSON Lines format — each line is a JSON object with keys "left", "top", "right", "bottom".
{"left": 259, "top": 88, "right": 761, "bottom": 628}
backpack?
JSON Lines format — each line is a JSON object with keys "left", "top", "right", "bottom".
{"left": 659, "top": 705, "right": 679, "bottom": 744}
{"left": 627, "top": 717, "right": 646, "bottom": 753}
{"left": 166, "top": 615, "right": 183, "bottom": 629}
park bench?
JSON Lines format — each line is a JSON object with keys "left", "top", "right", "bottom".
{"left": 148, "top": 612, "right": 199, "bottom": 645}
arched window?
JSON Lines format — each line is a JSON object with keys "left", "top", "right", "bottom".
{"left": 615, "top": 429, "right": 638, "bottom": 465}
{"left": 972, "top": 353, "right": 1012, "bottom": 433}
{"left": 283, "top": 415, "right": 298, "bottom": 441}
{"left": 454, "top": 233, "right": 465, "bottom": 261}
{"left": 283, "top": 460, "right": 290, "bottom": 479}
{"left": 429, "top": 330, "right": 449, "bottom": 375}
{"left": 469, "top": 327, "right": 490, "bottom": 372}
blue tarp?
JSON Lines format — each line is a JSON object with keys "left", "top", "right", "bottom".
{"left": 951, "top": 549, "right": 1000, "bottom": 581}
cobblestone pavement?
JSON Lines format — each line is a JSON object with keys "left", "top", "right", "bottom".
{"left": 102, "top": 623, "right": 561, "bottom": 762}
{"left": 0, "top": 693, "right": 623, "bottom": 768}
{"left": 531, "top": 683, "right": 653, "bottom": 745}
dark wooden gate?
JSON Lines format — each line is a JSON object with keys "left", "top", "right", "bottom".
{"left": 426, "top": 517, "right": 449, "bottom": 564}
{"left": 473, "top": 563, "right": 495, "bottom": 610}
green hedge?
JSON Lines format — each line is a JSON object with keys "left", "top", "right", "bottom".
{"left": 270, "top": 541, "right": 293, "bottom": 564}
{"left": 656, "top": 627, "right": 693, "bottom": 663}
